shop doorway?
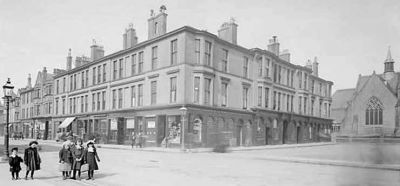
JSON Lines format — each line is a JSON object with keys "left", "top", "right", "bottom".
{"left": 265, "top": 127, "right": 270, "bottom": 145}
{"left": 282, "top": 121, "right": 288, "bottom": 144}
{"left": 43, "top": 121, "right": 49, "bottom": 140}
{"left": 117, "top": 118, "right": 125, "bottom": 145}
{"left": 296, "top": 126, "right": 301, "bottom": 144}
{"left": 157, "top": 115, "right": 166, "bottom": 146}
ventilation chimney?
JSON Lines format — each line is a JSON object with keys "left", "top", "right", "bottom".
{"left": 148, "top": 5, "right": 167, "bottom": 39}
{"left": 279, "top": 49, "right": 290, "bottom": 62}
{"left": 90, "top": 39, "right": 105, "bottom": 61}
{"left": 305, "top": 59, "right": 312, "bottom": 69}
{"left": 267, "top": 36, "right": 280, "bottom": 56}
{"left": 218, "top": 18, "right": 238, "bottom": 44}
{"left": 312, "top": 57, "right": 319, "bottom": 77}
{"left": 27, "top": 74, "right": 32, "bottom": 88}
{"left": 123, "top": 23, "right": 138, "bottom": 49}
{"left": 43, "top": 67, "right": 47, "bottom": 82}
{"left": 66, "top": 48, "right": 72, "bottom": 71}
{"left": 75, "top": 56, "right": 91, "bottom": 68}
{"left": 53, "top": 68, "right": 65, "bottom": 75}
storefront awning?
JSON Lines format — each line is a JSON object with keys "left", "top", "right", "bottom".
{"left": 58, "top": 117, "right": 76, "bottom": 128}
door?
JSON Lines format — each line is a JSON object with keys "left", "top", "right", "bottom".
{"left": 265, "top": 127, "right": 270, "bottom": 145}
{"left": 44, "top": 121, "right": 49, "bottom": 140}
{"left": 282, "top": 121, "right": 288, "bottom": 144}
{"left": 157, "top": 115, "right": 167, "bottom": 147}
{"left": 236, "top": 125, "right": 243, "bottom": 146}
{"left": 117, "top": 118, "right": 125, "bottom": 145}
{"left": 296, "top": 126, "right": 301, "bottom": 144}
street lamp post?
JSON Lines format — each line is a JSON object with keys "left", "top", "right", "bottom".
{"left": 2, "top": 78, "right": 14, "bottom": 160}
{"left": 179, "top": 106, "right": 187, "bottom": 151}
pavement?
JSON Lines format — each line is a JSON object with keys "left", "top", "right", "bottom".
{"left": 4, "top": 138, "right": 399, "bottom": 171}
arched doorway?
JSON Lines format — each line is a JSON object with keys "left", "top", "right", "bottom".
{"left": 282, "top": 120, "right": 289, "bottom": 144}
{"left": 265, "top": 118, "right": 271, "bottom": 145}
{"left": 193, "top": 117, "right": 203, "bottom": 143}
{"left": 244, "top": 120, "right": 252, "bottom": 146}
{"left": 236, "top": 119, "right": 244, "bottom": 146}
{"left": 296, "top": 122, "right": 301, "bottom": 144}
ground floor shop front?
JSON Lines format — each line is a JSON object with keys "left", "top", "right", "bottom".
{"left": 51, "top": 105, "right": 333, "bottom": 148}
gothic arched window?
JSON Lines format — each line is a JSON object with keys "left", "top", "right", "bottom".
{"left": 365, "top": 96, "right": 383, "bottom": 125}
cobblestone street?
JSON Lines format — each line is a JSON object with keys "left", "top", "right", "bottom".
{"left": 0, "top": 140, "right": 399, "bottom": 186}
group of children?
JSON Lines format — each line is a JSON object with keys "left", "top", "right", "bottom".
{"left": 8, "top": 141, "right": 41, "bottom": 180}
{"left": 59, "top": 139, "right": 100, "bottom": 180}
{"left": 8, "top": 139, "right": 101, "bottom": 181}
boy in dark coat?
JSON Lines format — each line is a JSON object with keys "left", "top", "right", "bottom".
{"left": 84, "top": 142, "right": 100, "bottom": 180}
{"left": 24, "top": 141, "right": 41, "bottom": 180}
{"left": 59, "top": 143, "right": 73, "bottom": 180}
{"left": 9, "top": 147, "right": 23, "bottom": 180}
{"left": 71, "top": 139, "right": 84, "bottom": 180}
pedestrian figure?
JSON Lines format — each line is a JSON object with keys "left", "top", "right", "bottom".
{"left": 59, "top": 143, "right": 73, "bottom": 180}
{"left": 131, "top": 130, "right": 136, "bottom": 149}
{"left": 9, "top": 147, "right": 23, "bottom": 180}
{"left": 24, "top": 141, "right": 41, "bottom": 180}
{"left": 71, "top": 139, "right": 84, "bottom": 180}
{"left": 84, "top": 142, "right": 100, "bottom": 180}
{"left": 137, "top": 131, "right": 144, "bottom": 148}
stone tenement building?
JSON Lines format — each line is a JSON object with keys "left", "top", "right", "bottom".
{"left": 48, "top": 6, "right": 333, "bottom": 147}
{"left": 332, "top": 48, "right": 400, "bottom": 137}
{"left": 19, "top": 68, "right": 65, "bottom": 139}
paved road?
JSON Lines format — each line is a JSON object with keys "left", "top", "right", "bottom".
{"left": 1, "top": 144, "right": 399, "bottom": 186}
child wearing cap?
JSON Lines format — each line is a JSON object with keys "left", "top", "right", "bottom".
{"left": 9, "top": 147, "right": 23, "bottom": 180}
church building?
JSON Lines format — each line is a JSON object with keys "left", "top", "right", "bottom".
{"left": 332, "top": 48, "right": 400, "bottom": 136}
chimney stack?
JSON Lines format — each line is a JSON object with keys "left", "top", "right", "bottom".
{"left": 123, "top": 23, "right": 138, "bottom": 49}
{"left": 43, "top": 67, "right": 47, "bottom": 82}
{"left": 279, "top": 49, "right": 290, "bottom": 62}
{"left": 148, "top": 5, "right": 167, "bottom": 39}
{"left": 53, "top": 68, "right": 65, "bottom": 75}
{"left": 90, "top": 39, "right": 105, "bottom": 61}
{"left": 27, "top": 74, "right": 32, "bottom": 88}
{"left": 267, "top": 36, "right": 280, "bottom": 56}
{"left": 305, "top": 59, "right": 312, "bottom": 69}
{"left": 66, "top": 48, "right": 72, "bottom": 71}
{"left": 218, "top": 18, "right": 238, "bottom": 44}
{"left": 312, "top": 57, "right": 319, "bottom": 77}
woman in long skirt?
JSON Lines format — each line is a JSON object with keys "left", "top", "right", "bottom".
{"left": 24, "top": 141, "right": 41, "bottom": 180}
{"left": 71, "top": 139, "right": 84, "bottom": 180}
{"left": 84, "top": 142, "right": 100, "bottom": 180}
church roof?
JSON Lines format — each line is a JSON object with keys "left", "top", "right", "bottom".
{"left": 332, "top": 89, "right": 355, "bottom": 109}
{"left": 355, "top": 72, "right": 399, "bottom": 96}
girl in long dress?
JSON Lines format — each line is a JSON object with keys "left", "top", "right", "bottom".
{"left": 59, "top": 143, "right": 73, "bottom": 180}
{"left": 71, "top": 139, "right": 84, "bottom": 180}
{"left": 24, "top": 141, "right": 41, "bottom": 180}
{"left": 84, "top": 142, "right": 100, "bottom": 180}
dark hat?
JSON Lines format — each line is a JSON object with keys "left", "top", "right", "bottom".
{"left": 11, "top": 147, "right": 18, "bottom": 152}
{"left": 87, "top": 142, "right": 94, "bottom": 147}
{"left": 29, "top": 141, "right": 38, "bottom": 146}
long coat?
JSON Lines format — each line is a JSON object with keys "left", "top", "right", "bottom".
{"left": 84, "top": 147, "right": 100, "bottom": 170}
{"left": 59, "top": 148, "right": 73, "bottom": 164}
{"left": 9, "top": 155, "right": 23, "bottom": 172}
{"left": 71, "top": 145, "right": 84, "bottom": 170}
{"left": 24, "top": 147, "right": 41, "bottom": 171}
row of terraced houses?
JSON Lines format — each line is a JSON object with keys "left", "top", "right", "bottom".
{"left": 1, "top": 6, "right": 333, "bottom": 148}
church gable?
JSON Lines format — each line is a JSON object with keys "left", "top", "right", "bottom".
{"left": 350, "top": 74, "right": 397, "bottom": 130}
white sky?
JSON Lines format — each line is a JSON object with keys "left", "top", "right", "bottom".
{"left": 0, "top": 0, "right": 399, "bottom": 93}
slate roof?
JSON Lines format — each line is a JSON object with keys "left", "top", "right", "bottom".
{"left": 331, "top": 89, "right": 356, "bottom": 109}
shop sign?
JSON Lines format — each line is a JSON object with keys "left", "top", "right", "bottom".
{"left": 110, "top": 119, "right": 117, "bottom": 130}
{"left": 127, "top": 119, "right": 135, "bottom": 129}
{"left": 147, "top": 121, "right": 156, "bottom": 128}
